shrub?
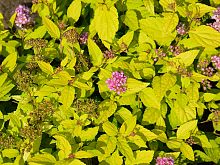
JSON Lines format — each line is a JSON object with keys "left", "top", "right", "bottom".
{"left": 0, "top": 0, "right": 220, "bottom": 164}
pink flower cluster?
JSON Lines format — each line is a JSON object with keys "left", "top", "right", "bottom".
{"left": 156, "top": 157, "right": 174, "bottom": 165}
{"left": 176, "top": 23, "right": 186, "bottom": 35}
{"left": 15, "top": 5, "right": 31, "bottom": 28}
{"left": 209, "top": 7, "right": 220, "bottom": 32}
{"left": 106, "top": 71, "right": 127, "bottom": 95}
{"left": 211, "top": 55, "right": 220, "bottom": 70}
{"left": 78, "top": 32, "right": 88, "bottom": 45}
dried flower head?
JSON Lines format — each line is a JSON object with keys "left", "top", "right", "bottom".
{"left": 103, "top": 50, "right": 115, "bottom": 59}
{"left": 106, "top": 71, "right": 127, "bottom": 95}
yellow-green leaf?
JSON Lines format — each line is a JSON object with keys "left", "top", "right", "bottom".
{"left": 42, "top": 16, "right": 60, "bottom": 39}
{"left": 94, "top": 5, "right": 119, "bottom": 48}
{"left": 37, "top": 61, "right": 54, "bottom": 75}
{"left": 189, "top": 25, "right": 220, "bottom": 48}
{"left": 180, "top": 142, "right": 195, "bottom": 161}
{"left": 87, "top": 38, "right": 103, "bottom": 66}
{"left": 67, "top": 0, "right": 82, "bottom": 22}
{"left": 177, "top": 120, "right": 198, "bottom": 139}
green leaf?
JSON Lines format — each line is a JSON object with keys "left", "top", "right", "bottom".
{"left": 106, "top": 150, "right": 123, "bottom": 165}
{"left": 69, "top": 159, "right": 86, "bottom": 165}
{"left": 53, "top": 135, "right": 72, "bottom": 158}
{"left": 103, "top": 121, "right": 118, "bottom": 136}
{"left": 119, "top": 116, "right": 136, "bottom": 136}
{"left": 28, "top": 153, "right": 56, "bottom": 164}
{"left": 0, "top": 73, "right": 8, "bottom": 87}
{"left": 94, "top": 5, "right": 119, "bottom": 48}
{"left": 80, "top": 127, "right": 99, "bottom": 141}
{"left": 140, "top": 13, "right": 178, "bottom": 45}
{"left": 87, "top": 38, "right": 103, "bottom": 66}
{"left": 97, "top": 134, "right": 117, "bottom": 157}
{"left": 59, "top": 86, "right": 75, "bottom": 108}
{"left": 159, "top": 0, "right": 176, "bottom": 11}
{"left": 1, "top": 52, "right": 17, "bottom": 72}
{"left": 140, "top": 87, "right": 161, "bottom": 109}
{"left": 189, "top": 25, "right": 220, "bottom": 48}
{"left": 117, "top": 137, "right": 134, "bottom": 162}
{"left": 136, "top": 125, "right": 157, "bottom": 141}
{"left": 75, "top": 151, "right": 94, "bottom": 159}
{"left": 177, "top": 120, "right": 197, "bottom": 139}
{"left": 117, "top": 31, "right": 134, "bottom": 48}
{"left": 180, "top": 142, "right": 195, "bottom": 161}
{"left": 152, "top": 73, "right": 176, "bottom": 101}
{"left": 126, "top": 0, "right": 144, "bottom": 10}
{"left": 42, "top": 16, "right": 60, "bottom": 39}
{"left": 143, "top": 0, "right": 155, "bottom": 15}
{"left": 123, "top": 78, "right": 149, "bottom": 96}
{"left": 171, "top": 50, "right": 200, "bottom": 67}
{"left": 135, "top": 150, "right": 154, "bottom": 164}
{"left": 169, "top": 94, "right": 197, "bottom": 127}
{"left": 67, "top": 0, "right": 82, "bottom": 22}
{"left": 142, "top": 108, "right": 161, "bottom": 125}
{"left": 124, "top": 10, "right": 139, "bottom": 31}
{"left": 37, "top": 61, "right": 54, "bottom": 75}
{"left": 25, "top": 26, "right": 47, "bottom": 40}
{"left": 2, "top": 149, "right": 19, "bottom": 158}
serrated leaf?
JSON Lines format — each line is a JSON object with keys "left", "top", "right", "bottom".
{"left": 117, "top": 137, "right": 134, "bottom": 162}
{"left": 119, "top": 116, "right": 136, "bottom": 136}
{"left": 117, "top": 31, "right": 134, "bottom": 47}
{"left": 54, "top": 135, "right": 72, "bottom": 158}
{"left": 1, "top": 52, "right": 17, "bottom": 72}
{"left": 103, "top": 121, "right": 118, "bottom": 136}
{"left": 189, "top": 25, "right": 220, "bottom": 48}
{"left": 135, "top": 150, "right": 154, "bottom": 164}
{"left": 177, "top": 120, "right": 197, "bottom": 139}
{"left": 69, "top": 159, "right": 86, "bottom": 165}
{"left": 143, "top": 0, "right": 154, "bottom": 15}
{"left": 123, "top": 78, "right": 149, "bottom": 96}
{"left": 75, "top": 151, "right": 94, "bottom": 159}
{"left": 142, "top": 108, "right": 161, "bottom": 125}
{"left": 28, "top": 153, "right": 56, "bottom": 164}
{"left": 140, "top": 13, "right": 178, "bottom": 45}
{"left": 37, "top": 61, "right": 53, "bottom": 75}
{"left": 42, "top": 16, "right": 60, "bottom": 39}
{"left": 87, "top": 38, "right": 103, "bottom": 66}
{"left": 97, "top": 134, "right": 117, "bottom": 157}
{"left": 59, "top": 86, "right": 75, "bottom": 108}
{"left": 152, "top": 73, "right": 176, "bottom": 101}
{"left": 80, "top": 127, "right": 99, "bottom": 141}
{"left": 94, "top": 5, "right": 118, "bottom": 48}
{"left": 180, "top": 142, "right": 195, "bottom": 161}
{"left": 2, "top": 149, "right": 19, "bottom": 158}
{"left": 171, "top": 50, "right": 200, "bottom": 67}
{"left": 140, "top": 87, "right": 161, "bottom": 109}
{"left": 136, "top": 125, "right": 157, "bottom": 141}
{"left": 124, "top": 10, "right": 139, "bottom": 31}
{"left": 0, "top": 73, "right": 8, "bottom": 87}
{"left": 25, "top": 26, "right": 47, "bottom": 40}
{"left": 67, "top": 0, "right": 82, "bottom": 22}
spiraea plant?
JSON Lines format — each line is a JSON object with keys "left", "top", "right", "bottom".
{"left": 0, "top": 0, "right": 220, "bottom": 164}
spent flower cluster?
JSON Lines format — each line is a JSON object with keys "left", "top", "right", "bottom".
{"left": 106, "top": 71, "right": 127, "bottom": 95}
{"left": 15, "top": 5, "right": 32, "bottom": 28}
{"left": 211, "top": 55, "right": 220, "bottom": 70}
{"left": 156, "top": 157, "right": 174, "bottom": 165}
{"left": 103, "top": 49, "right": 115, "bottom": 59}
